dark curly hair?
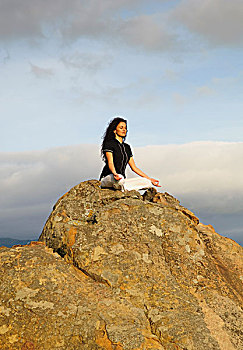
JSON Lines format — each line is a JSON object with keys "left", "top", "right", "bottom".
{"left": 101, "top": 117, "right": 127, "bottom": 160}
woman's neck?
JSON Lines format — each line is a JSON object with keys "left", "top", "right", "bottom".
{"left": 115, "top": 135, "right": 123, "bottom": 143}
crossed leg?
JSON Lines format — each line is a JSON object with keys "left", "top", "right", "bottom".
{"left": 100, "top": 174, "right": 152, "bottom": 192}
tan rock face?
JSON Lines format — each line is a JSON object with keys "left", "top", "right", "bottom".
{"left": 1, "top": 180, "right": 242, "bottom": 349}
{"left": 0, "top": 242, "right": 162, "bottom": 350}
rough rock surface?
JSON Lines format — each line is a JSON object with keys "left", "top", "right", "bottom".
{"left": 1, "top": 180, "right": 242, "bottom": 349}
{"left": 0, "top": 242, "right": 162, "bottom": 350}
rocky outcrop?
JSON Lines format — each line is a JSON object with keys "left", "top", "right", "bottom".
{"left": 0, "top": 242, "right": 161, "bottom": 350}
{"left": 1, "top": 180, "right": 242, "bottom": 349}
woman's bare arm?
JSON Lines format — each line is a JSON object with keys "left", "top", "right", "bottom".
{"left": 128, "top": 157, "right": 161, "bottom": 187}
{"left": 106, "top": 152, "right": 122, "bottom": 180}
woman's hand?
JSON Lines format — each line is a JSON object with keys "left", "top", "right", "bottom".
{"left": 128, "top": 158, "right": 161, "bottom": 187}
{"left": 114, "top": 173, "right": 122, "bottom": 181}
{"left": 151, "top": 178, "right": 161, "bottom": 187}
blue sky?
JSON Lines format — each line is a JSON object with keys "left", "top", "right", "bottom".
{"left": 0, "top": 0, "right": 243, "bottom": 244}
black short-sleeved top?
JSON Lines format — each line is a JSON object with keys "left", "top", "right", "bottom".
{"left": 99, "top": 139, "right": 133, "bottom": 180}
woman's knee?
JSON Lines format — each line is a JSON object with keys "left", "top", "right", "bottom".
{"left": 100, "top": 174, "right": 113, "bottom": 188}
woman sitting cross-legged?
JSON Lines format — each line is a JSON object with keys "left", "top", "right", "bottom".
{"left": 99, "top": 117, "right": 161, "bottom": 192}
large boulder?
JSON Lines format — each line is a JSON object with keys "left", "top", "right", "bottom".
{"left": 39, "top": 180, "right": 243, "bottom": 349}
{"left": 1, "top": 180, "right": 242, "bottom": 349}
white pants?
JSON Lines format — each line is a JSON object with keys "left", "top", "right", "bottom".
{"left": 100, "top": 174, "right": 153, "bottom": 192}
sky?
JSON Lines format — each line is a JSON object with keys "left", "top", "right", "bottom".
{"left": 0, "top": 0, "right": 243, "bottom": 245}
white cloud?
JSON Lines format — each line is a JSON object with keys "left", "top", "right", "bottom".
{"left": 172, "top": 93, "right": 187, "bottom": 106}
{"left": 133, "top": 141, "right": 243, "bottom": 214}
{"left": 61, "top": 51, "right": 113, "bottom": 73}
{"left": 196, "top": 86, "right": 215, "bottom": 97}
{"left": 0, "top": 0, "right": 145, "bottom": 40}
{"left": 0, "top": 144, "right": 102, "bottom": 208}
{"left": 118, "top": 14, "right": 176, "bottom": 51}
{"left": 0, "top": 144, "right": 102, "bottom": 238}
{"left": 172, "top": 0, "right": 243, "bottom": 46}
{"left": 0, "top": 49, "right": 10, "bottom": 64}
{"left": 133, "top": 142, "right": 243, "bottom": 244}
{"left": 0, "top": 0, "right": 176, "bottom": 51}
{"left": 2, "top": 0, "right": 241, "bottom": 52}
{"left": 1, "top": 142, "right": 243, "bottom": 243}
{"left": 163, "top": 69, "right": 179, "bottom": 81}
{"left": 30, "top": 63, "right": 54, "bottom": 79}
{"left": 212, "top": 71, "right": 243, "bottom": 88}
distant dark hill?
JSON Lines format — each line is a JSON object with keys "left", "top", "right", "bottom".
{"left": 0, "top": 237, "right": 34, "bottom": 248}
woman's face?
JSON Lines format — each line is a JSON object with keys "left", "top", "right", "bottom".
{"left": 114, "top": 122, "right": 127, "bottom": 138}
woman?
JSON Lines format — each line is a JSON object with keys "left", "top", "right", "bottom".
{"left": 100, "top": 117, "right": 161, "bottom": 191}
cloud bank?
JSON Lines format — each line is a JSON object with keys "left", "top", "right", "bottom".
{"left": 1, "top": 142, "right": 242, "bottom": 245}
{"left": 1, "top": 0, "right": 242, "bottom": 50}
{"left": 173, "top": 0, "right": 243, "bottom": 46}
